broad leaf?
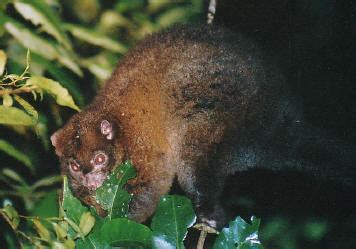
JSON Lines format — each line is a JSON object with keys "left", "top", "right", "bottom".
{"left": 151, "top": 195, "right": 196, "bottom": 249}
{"left": 0, "top": 106, "right": 36, "bottom": 126}
{"left": 65, "top": 24, "right": 127, "bottom": 54}
{"left": 26, "top": 76, "right": 80, "bottom": 111}
{"left": 0, "top": 139, "right": 33, "bottom": 170}
{"left": 61, "top": 176, "right": 88, "bottom": 237}
{"left": 95, "top": 161, "right": 136, "bottom": 219}
{"left": 92, "top": 218, "right": 152, "bottom": 248}
{"left": 213, "top": 216, "right": 263, "bottom": 249}
{"left": 13, "top": 0, "right": 71, "bottom": 49}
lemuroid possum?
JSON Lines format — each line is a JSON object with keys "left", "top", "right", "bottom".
{"left": 51, "top": 25, "right": 355, "bottom": 228}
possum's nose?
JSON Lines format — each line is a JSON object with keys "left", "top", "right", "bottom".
{"left": 85, "top": 171, "right": 107, "bottom": 190}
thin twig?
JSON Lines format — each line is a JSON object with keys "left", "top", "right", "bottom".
{"left": 0, "top": 86, "right": 37, "bottom": 96}
{"left": 207, "top": 0, "right": 217, "bottom": 25}
{"left": 197, "top": 229, "right": 208, "bottom": 249}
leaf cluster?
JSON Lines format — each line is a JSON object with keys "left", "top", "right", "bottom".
{"left": 1, "top": 161, "right": 264, "bottom": 248}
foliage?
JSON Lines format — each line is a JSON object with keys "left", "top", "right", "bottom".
{"left": 1, "top": 161, "right": 263, "bottom": 248}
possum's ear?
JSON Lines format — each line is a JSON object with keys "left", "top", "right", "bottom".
{"left": 51, "top": 129, "right": 64, "bottom": 156}
{"left": 100, "top": 120, "right": 114, "bottom": 140}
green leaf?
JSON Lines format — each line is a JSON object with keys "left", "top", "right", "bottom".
{"left": 61, "top": 176, "right": 88, "bottom": 237}
{"left": 13, "top": 95, "right": 38, "bottom": 120}
{"left": 1, "top": 16, "right": 82, "bottom": 76}
{"left": 151, "top": 195, "right": 196, "bottom": 249}
{"left": 0, "top": 106, "right": 36, "bottom": 126}
{"left": 0, "top": 49, "right": 7, "bottom": 75}
{"left": 0, "top": 140, "right": 33, "bottom": 170}
{"left": 95, "top": 161, "right": 136, "bottom": 220}
{"left": 95, "top": 218, "right": 152, "bottom": 248}
{"left": 32, "top": 175, "right": 62, "bottom": 190}
{"left": 52, "top": 222, "right": 67, "bottom": 241}
{"left": 31, "top": 190, "right": 59, "bottom": 218}
{"left": 26, "top": 76, "right": 80, "bottom": 111}
{"left": 79, "top": 212, "right": 95, "bottom": 236}
{"left": 13, "top": 1, "right": 71, "bottom": 49}
{"left": 2, "top": 94, "right": 13, "bottom": 107}
{"left": 65, "top": 24, "right": 128, "bottom": 54}
{"left": 33, "top": 219, "right": 51, "bottom": 241}
{"left": 2, "top": 168, "right": 27, "bottom": 185}
{"left": 1, "top": 204, "right": 20, "bottom": 229}
{"left": 157, "top": 7, "right": 192, "bottom": 28}
{"left": 213, "top": 216, "right": 263, "bottom": 249}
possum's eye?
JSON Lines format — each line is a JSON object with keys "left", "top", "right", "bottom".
{"left": 92, "top": 151, "right": 108, "bottom": 168}
{"left": 100, "top": 120, "right": 114, "bottom": 140}
{"left": 69, "top": 159, "right": 81, "bottom": 172}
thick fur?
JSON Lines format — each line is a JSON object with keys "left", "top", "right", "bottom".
{"left": 51, "top": 25, "right": 355, "bottom": 227}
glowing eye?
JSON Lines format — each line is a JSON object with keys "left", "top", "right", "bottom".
{"left": 69, "top": 160, "right": 80, "bottom": 172}
{"left": 93, "top": 152, "right": 108, "bottom": 166}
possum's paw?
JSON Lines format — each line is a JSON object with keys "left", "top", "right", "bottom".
{"left": 197, "top": 203, "right": 227, "bottom": 229}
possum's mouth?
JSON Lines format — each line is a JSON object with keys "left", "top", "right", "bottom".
{"left": 85, "top": 171, "right": 108, "bottom": 190}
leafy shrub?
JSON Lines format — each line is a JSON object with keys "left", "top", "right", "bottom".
{"left": 1, "top": 161, "right": 263, "bottom": 248}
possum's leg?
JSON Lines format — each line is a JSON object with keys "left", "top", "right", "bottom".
{"left": 177, "top": 151, "right": 229, "bottom": 228}
{"left": 127, "top": 160, "right": 176, "bottom": 223}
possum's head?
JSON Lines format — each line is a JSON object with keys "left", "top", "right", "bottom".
{"left": 51, "top": 111, "right": 125, "bottom": 194}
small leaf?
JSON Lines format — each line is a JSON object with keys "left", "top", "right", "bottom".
{"left": 33, "top": 219, "right": 51, "bottom": 241}
{"left": 52, "top": 222, "right": 67, "bottom": 240}
{"left": 213, "top": 216, "right": 263, "bottom": 249}
{"left": 95, "top": 161, "right": 136, "bottom": 219}
{"left": 65, "top": 24, "right": 128, "bottom": 54}
{"left": 157, "top": 7, "right": 192, "bottom": 28}
{"left": 0, "top": 49, "right": 7, "bottom": 75}
{"left": 13, "top": 95, "right": 38, "bottom": 120}
{"left": 1, "top": 204, "right": 20, "bottom": 229}
{"left": 151, "top": 195, "right": 196, "bottom": 249}
{"left": 32, "top": 175, "right": 62, "bottom": 190}
{"left": 0, "top": 140, "right": 33, "bottom": 170}
{"left": 13, "top": 0, "right": 71, "bottom": 49}
{"left": 2, "top": 94, "right": 13, "bottom": 107}
{"left": 2, "top": 168, "right": 27, "bottom": 185}
{"left": 0, "top": 106, "right": 36, "bottom": 126}
{"left": 26, "top": 76, "right": 80, "bottom": 111}
{"left": 79, "top": 212, "right": 95, "bottom": 236}
{"left": 63, "top": 239, "right": 76, "bottom": 249}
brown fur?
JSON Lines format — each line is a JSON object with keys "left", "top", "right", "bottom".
{"left": 51, "top": 25, "right": 354, "bottom": 227}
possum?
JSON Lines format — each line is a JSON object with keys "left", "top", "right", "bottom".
{"left": 51, "top": 25, "right": 355, "bottom": 228}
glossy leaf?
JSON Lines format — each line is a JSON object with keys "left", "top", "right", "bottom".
{"left": 151, "top": 195, "right": 196, "bottom": 249}
{"left": 26, "top": 76, "right": 80, "bottom": 111}
{"left": 95, "top": 161, "right": 136, "bottom": 219}
{"left": 61, "top": 176, "right": 88, "bottom": 237}
{"left": 0, "top": 140, "right": 33, "bottom": 170}
{"left": 213, "top": 216, "right": 263, "bottom": 249}
{"left": 95, "top": 218, "right": 152, "bottom": 248}
{"left": 0, "top": 106, "right": 36, "bottom": 126}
